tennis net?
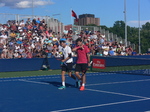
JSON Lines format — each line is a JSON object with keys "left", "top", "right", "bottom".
{"left": 90, "top": 56, "right": 150, "bottom": 75}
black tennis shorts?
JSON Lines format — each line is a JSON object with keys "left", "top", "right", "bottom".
{"left": 61, "top": 63, "right": 73, "bottom": 72}
{"left": 75, "top": 63, "right": 88, "bottom": 73}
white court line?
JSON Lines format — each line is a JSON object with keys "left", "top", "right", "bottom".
{"left": 19, "top": 79, "right": 49, "bottom": 85}
{"left": 17, "top": 77, "right": 150, "bottom": 112}
{"left": 86, "top": 88, "right": 149, "bottom": 99}
{"left": 0, "top": 72, "right": 115, "bottom": 80}
{"left": 0, "top": 75, "right": 62, "bottom": 82}
{"left": 17, "top": 73, "right": 117, "bottom": 86}
{"left": 50, "top": 98, "right": 150, "bottom": 112}
{"left": 86, "top": 79, "right": 150, "bottom": 86}
{"left": 0, "top": 72, "right": 115, "bottom": 82}
{"left": 20, "top": 78, "right": 150, "bottom": 99}
{"left": 0, "top": 74, "right": 61, "bottom": 79}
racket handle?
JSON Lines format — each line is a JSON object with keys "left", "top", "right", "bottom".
{"left": 89, "top": 61, "right": 93, "bottom": 66}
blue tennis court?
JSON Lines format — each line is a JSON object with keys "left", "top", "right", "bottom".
{"left": 0, "top": 72, "right": 150, "bottom": 112}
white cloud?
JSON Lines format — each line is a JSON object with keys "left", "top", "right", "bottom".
{"left": 0, "top": 0, "right": 54, "bottom": 9}
{"left": 15, "top": 1, "right": 31, "bottom": 8}
{"left": 0, "top": 3, "right": 5, "bottom": 7}
{"left": 127, "top": 20, "right": 150, "bottom": 27}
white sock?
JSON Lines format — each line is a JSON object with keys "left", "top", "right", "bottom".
{"left": 62, "top": 82, "right": 65, "bottom": 86}
{"left": 82, "top": 83, "right": 85, "bottom": 87}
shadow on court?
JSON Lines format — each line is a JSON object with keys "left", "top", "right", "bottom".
{"left": 41, "top": 81, "right": 76, "bottom": 88}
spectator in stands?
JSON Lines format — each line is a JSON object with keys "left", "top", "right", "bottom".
{"left": 47, "top": 50, "right": 53, "bottom": 58}
{"left": 46, "top": 43, "right": 53, "bottom": 51}
{"left": 126, "top": 46, "right": 133, "bottom": 56}
{"left": 21, "top": 51, "right": 27, "bottom": 58}
{"left": 66, "top": 38, "right": 72, "bottom": 46}
{"left": 7, "top": 49, "right": 13, "bottom": 59}
{"left": 34, "top": 49, "right": 41, "bottom": 58}
{"left": 9, "top": 31, "right": 16, "bottom": 40}
{"left": 1, "top": 25, "right": 7, "bottom": 32}
{"left": 13, "top": 50, "right": 20, "bottom": 58}
{"left": 108, "top": 48, "right": 115, "bottom": 56}
{"left": 99, "top": 36, "right": 104, "bottom": 45}
{"left": 0, "top": 43, "right": 3, "bottom": 59}
{"left": 0, "top": 32, "right": 8, "bottom": 45}
{"left": 26, "top": 50, "right": 33, "bottom": 58}
{"left": 40, "top": 48, "right": 47, "bottom": 58}
{"left": 26, "top": 18, "right": 31, "bottom": 25}
{"left": 52, "top": 49, "right": 60, "bottom": 57}
{"left": 102, "top": 43, "right": 109, "bottom": 56}
{"left": 2, "top": 45, "right": 8, "bottom": 59}
{"left": 116, "top": 45, "right": 122, "bottom": 56}
{"left": 35, "top": 41, "right": 42, "bottom": 50}
{"left": 132, "top": 50, "right": 137, "bottom": 56}
{"left": 36, "top": 18, "right": 41, "bottom": 24}
{"left": 11, "top": 23, "right": 17, "bottom": 31}
{"left": 0, "top": 17, "right": 136, "bottom": 59}
{"left": 52, "top": 36, "right": 58, "bottom": 44}
{"left": 72, "top": 33, "right": 78, "bottom": 43}
{"left": 19, "top": 20, "right": 25, "bottom": 27}
{"left": 90, "top": 44, "right": 96, "bottom": 55}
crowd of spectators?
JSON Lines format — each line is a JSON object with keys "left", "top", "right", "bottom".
{"left": 0, "top": 18, "right": 138, "bottom": 59}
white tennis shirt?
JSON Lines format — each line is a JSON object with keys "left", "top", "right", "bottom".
{"left": 61, "top": 45, "right": 73, "bottom": 63}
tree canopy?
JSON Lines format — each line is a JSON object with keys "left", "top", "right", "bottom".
{"left": 100, "top": 21, "right": 150, "bottom": 53}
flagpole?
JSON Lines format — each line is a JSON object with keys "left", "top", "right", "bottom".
{"left": 71, "top": 10, "right": 78, "bottom": 31}
{"left": 71, "top": 8, "right": 73, "bottom": 30}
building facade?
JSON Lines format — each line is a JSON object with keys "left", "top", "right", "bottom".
{"left": 74, "top": 14, "right": 100, "bottom": 26}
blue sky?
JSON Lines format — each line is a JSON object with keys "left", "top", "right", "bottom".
{"left": 0, "top": 0, "right": 150, "bottom": 27}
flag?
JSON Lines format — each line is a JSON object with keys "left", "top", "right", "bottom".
{"left": 72, "top": 10, "right": 78, "bottom": 22}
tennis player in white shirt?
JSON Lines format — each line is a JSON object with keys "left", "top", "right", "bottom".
{"left": 58, "top": 38, "right": 76, "bottom": 90}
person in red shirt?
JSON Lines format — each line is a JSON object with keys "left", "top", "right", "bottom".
{"left": 72, "top": 38, "right": 90, "bottom": 91}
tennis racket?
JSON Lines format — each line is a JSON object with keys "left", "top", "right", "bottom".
{"left": 54, "top": 56, "right": 67, "bottom": 66}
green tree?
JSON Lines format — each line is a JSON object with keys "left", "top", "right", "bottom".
{"left": 111, "top": 21, "right": 125, "bottom": 38}
{"left": 100, "top": 25, "right": 109, "bottom": 31}
{"left": 110, "top": 21, "right": 150, "bottom": 53}
{"left": 140, "top": 22, "right": 150, "bottom": 53}
{"left": 86, "top": 24, "right": 97, "bottom": 26}
{"left": 85, "top": 20, "right": 150, "bottom": 53}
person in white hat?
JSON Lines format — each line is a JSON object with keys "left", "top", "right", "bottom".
{"left": 58, "top": 38, "right": 77, "bottom": 90}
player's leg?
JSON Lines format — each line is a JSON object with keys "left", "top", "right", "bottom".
{"left": 67, "top": 63, "right": 76, "bottom": 80}
{"left": 82, "top": 73, "right": 86, "bottom": 85}
{"left": 80, "top": 64, "right": 88, "bottom": 91}
{"left": 75, "top": 64, "right": 82, "bottom": 88}
{"left": 68, "top": 72, "right": 76, "bottom": 80}
{"left": 58, "top": 65, "right": 66, "bottom": 90}
{"left": 75, "top": 64, "right": 82, "bottom": 80}
{"left": 61, "top": 71, "right": 66, "bottom": 85}
{"left": 75, "top": 71, "right": 81, "bottom": 80}
{"left": 75, "top": 71, "right": 82, "bottom": 88}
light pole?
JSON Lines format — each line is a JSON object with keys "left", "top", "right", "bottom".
{"left": 138, "top": 0, "right": 141, "bottom": 54}
{"left": 32, "top": 0, "right": 34, "bottom": 19}
{"left": 124, "top": 0, "right": 127, "bottom": 47}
